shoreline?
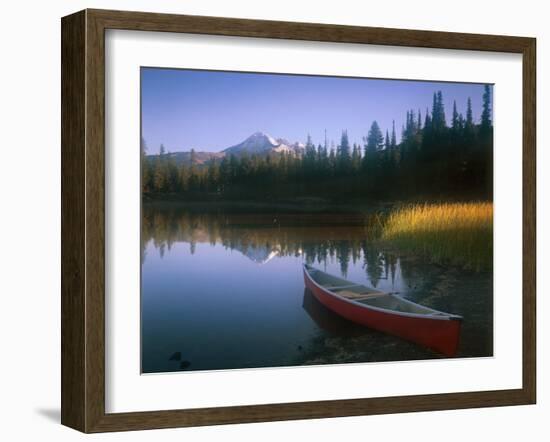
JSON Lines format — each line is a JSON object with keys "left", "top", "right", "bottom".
{"left": 142, "top": 195, "right": 492, "bottom": 214}
{"left": 142, "top": 197, "right": 393, "bottom": 213}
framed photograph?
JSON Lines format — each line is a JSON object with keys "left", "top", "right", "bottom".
{"left": 61, "top": 9, "right": 536, "bottom": 433}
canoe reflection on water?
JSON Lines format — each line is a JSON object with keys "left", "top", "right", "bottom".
{"left": 302, "top": 288, "right": 368, "bottom": 337}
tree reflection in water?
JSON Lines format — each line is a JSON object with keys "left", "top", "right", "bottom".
{"left": 142, "top": 204, "right": 397, "bottom": 285}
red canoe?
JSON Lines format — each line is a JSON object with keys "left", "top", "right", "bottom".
{"left": 303, "top": 264, "right": 462, "bottom": 356}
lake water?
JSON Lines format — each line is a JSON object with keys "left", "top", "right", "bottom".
{"left": 141, "top": 203, "right": 493, "bottom": 373}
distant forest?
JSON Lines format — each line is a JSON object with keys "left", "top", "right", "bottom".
{"left": 142, "top": 87, "right": 493, "bottom": 202}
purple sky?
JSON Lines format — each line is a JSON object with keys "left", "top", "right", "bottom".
{"left": 141, "top": 67, "right": 491, "bottom": 154}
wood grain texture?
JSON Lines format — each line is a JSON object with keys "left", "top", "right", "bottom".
{"left": 60, "top": 8, "right": 537, "bottom": 433}
{"left": 61, "top": 10, "right": 86, "bottom": 432}
{"left": 89, "top": 8, "right": 532, "bottom": 53}
{"left": 84, "top": 10, "right": 107, "bottom": 433}
{"left": 522, "top": 38, "right": 536, "bottom": 403}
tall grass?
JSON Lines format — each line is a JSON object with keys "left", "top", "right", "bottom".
{"left": 381, "top": 202, "right": 493, "bottom": 271}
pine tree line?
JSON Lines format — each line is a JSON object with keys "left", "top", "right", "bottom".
{"left": 142, "top": 86, "right": 493, "bottom": 201}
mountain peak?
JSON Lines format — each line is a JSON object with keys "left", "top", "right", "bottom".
{"left": 246, "top": 131, "right": 278, "bottom": 145}
{"left": 224, "top": 131, "right": 296, "bottom": 155}
{"left": 251, "top": 131, "right": 270, "bottom": 137}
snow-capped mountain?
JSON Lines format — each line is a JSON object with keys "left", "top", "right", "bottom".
{"left": 237, "top": 244, "right": 280, "bottom": 264}
{"left": 223, "top": 132, "right": 304, "bottom": 156}
{"left": 276, "top": 138, "right": 306, "bottom": 152}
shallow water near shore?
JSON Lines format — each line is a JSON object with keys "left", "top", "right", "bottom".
{"left": 141, "top": 203, "right": 493, "bottom": 373}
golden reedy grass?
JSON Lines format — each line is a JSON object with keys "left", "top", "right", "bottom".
{"left": 381, "top": 202, "right": 493, "bottom": 270}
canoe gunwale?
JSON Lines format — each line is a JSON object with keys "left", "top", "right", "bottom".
{"left": 303, "top": 264, "right": 462, "bottom": 322}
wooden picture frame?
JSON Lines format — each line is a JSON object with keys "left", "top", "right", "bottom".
{"left": 61, "top": 8, "right": 536, "bottom": 433}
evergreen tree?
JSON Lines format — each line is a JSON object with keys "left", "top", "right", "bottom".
{"left": 403, "top": 110, "right": 411, "bottom": 142}
{"left": 153, "top": 144, "right": 167, "bottom": 191}
{"left": 316, "top": 143, "right": 323, "bottom": 163}
{"left": 466, "top": 97, "right": 473, "bottom": 128}
{"left": 178, "top": 163, "right": 190, "bottom": 192}
{"left": 337, "top": 130, "right": 351, "bottom": 169}
{"left": 452, "top": 100, "right": 459, "bottom": 131}
{"left": 166, "top": 154, "right": 179, "bottom": 192}
{"left": 351, "top": 143, "right": 361, "bottom": 171}
{"left": 431, "top": 91, "right": 447, "bottom": 131}
{"left": 457, "top": 113, "right": 465, "bottom": 132}
{"left": 219, "top": 156, "right": 231, "bottom": 189}
{"left": 141, "top": 137, "right": 152, "bottom": 192}
{"left": 304, "top": 133, "right": 317, "bottom": 174}
{"left": 464, "top": 97, "right": 475, "bottom": 145}
{"left": 437, "top": 91, "right": 446, "bottom": 128}
{"left": 362, "top": 121, "right": 384, "bottom": 181}
{"left": 188, "top": 148, "right": 200, "bottom": 191}
{"left": 328, "top": 147, "right": 336, "bottom": 175}
{"left": 317, "top": 143, "right": 328, "bottom": 173}
{"left": 365, "top": 121, "right": 384, "bottom": 153}
{"left": 140, "top": 136, "right": 147, "bottom": 156}
{"left": 390, "top": 120, "right": 397, "bottom": 149}
{"left": 229, "top": 154, "right": 239, "bottom": 180}
{"left": 424, "top": 107, "right": 432, "bottom": 132}
{"left": 480, "top": 85, "right": 492, "bottom": 135}
{"left": 207, "top": 160, "right": 220, "bottom": 191}
{"left": 431, "top": 93, "right": 438, "bottom": 126}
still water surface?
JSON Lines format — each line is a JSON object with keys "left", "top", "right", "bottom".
{"left": 141, "top": 204, "right": 493, "bottom": 373}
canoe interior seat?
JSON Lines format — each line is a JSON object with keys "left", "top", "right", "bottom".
{"left": 328, "top": 284, "right": 363, "bottom": 290}
{"left": 362, "top": 295, "right": 434, "bottom": 314}
{"left": 337, "top": 290, "right": 387, "bottom": 301}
